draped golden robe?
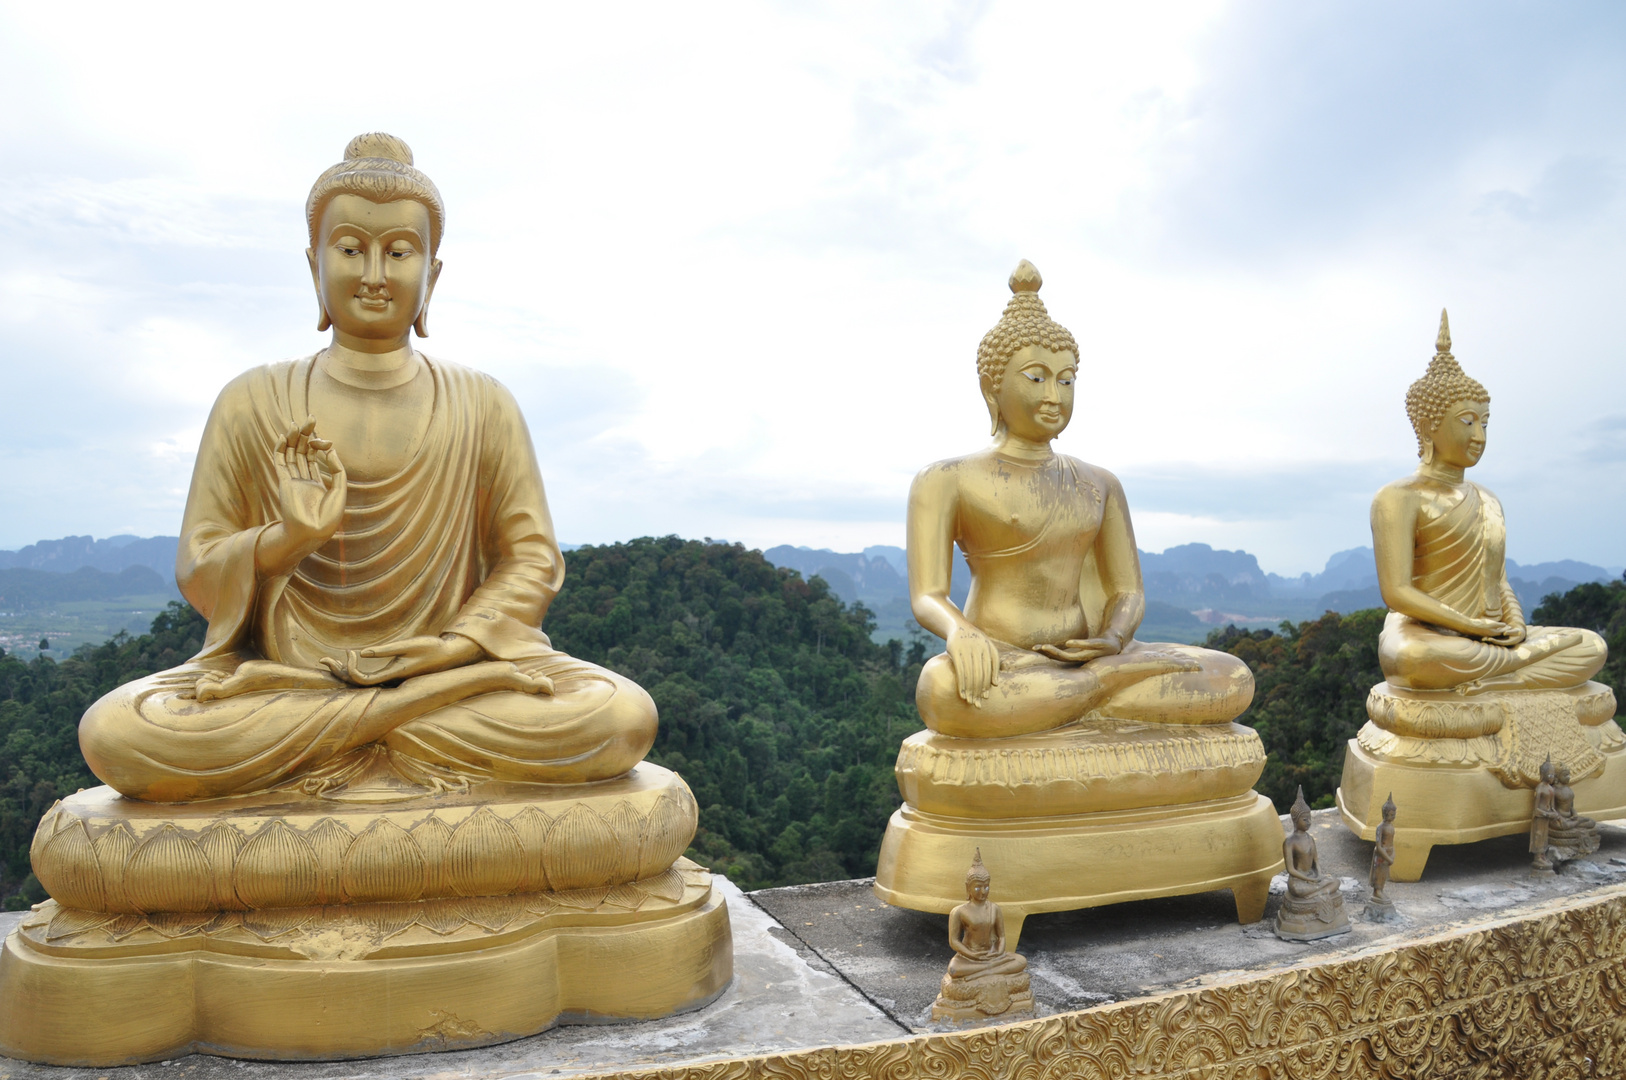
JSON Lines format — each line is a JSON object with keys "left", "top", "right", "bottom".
{"left": 1379, "top": 482, "right": 1606, "bottom": 691}
{"left": 79, "top": 356, "right": 656, "bottom": 802}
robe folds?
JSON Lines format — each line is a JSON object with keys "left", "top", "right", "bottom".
{"left": 1379, "top": 482, "right": 1606, "bottom": 691}
{"left": 79, "top": 356, "right": 655, "bottom": 802}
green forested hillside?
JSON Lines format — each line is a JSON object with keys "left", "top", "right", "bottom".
{"left": 0, "top": 604, "right": 205, "bottom": 906}
{"left": 540, "top": 537, "right": 923, "bottom": 888}
{"left": 2, "top": 548, "right": 1621, "bottom": 907}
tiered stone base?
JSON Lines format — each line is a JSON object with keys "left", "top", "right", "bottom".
{"left": 1339, "top": 681, "right": 1626, "bottom": 880}
{"left": 0, "top": 764, "right": 733, "bottom": 1065}
{"left": 878, "top": 721, "right": 1284, "bottom": 942}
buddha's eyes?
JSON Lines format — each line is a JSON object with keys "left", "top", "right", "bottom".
{"left": 388, "top": 243, "right": 415, "bottom": 261}
{"left": 1059, "top": 374, "right": 1074, "bottom": 386}
{"left": 1024, "top": 371, "right": 1043, "bottom": 383}
{"left": 335, "top": 238, "right": 363, "bottom": 257}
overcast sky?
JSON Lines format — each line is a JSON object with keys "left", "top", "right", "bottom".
{"left": 2, "top": 2, "right": 1623, "bottom": 575}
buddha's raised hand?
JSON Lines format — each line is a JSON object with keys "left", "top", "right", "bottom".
{"left": 256, "top": 417, "right": 347, "bottom": 578}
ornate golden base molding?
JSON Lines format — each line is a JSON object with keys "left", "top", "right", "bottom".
{"left": 0, "top": 860, "right": 730, "bottom": 1066}
{"left": 613, "top": 882, "right": 1626, "bottom": 1080}
{"left": 894, "top": 722, "right": 1267, "bottom": 818}
{"left": 874, "top": 792, "right": 1284, "bottom": 942}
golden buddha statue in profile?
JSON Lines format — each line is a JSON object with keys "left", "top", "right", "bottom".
{"left": 874, "top": 261, "right": 1285, "bottom": 941}
{"left": 0, "top": 135, "right": 729, "bottom": 1067}
{"left": 1337, "top": 311, "right": 1624, "bottom": 880}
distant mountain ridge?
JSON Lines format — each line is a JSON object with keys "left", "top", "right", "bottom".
{"left": 0, "top": 535, "right": 178, "bottom": 579}
{"left": 4, "top": 534, "right": 1619, "bottom": 632}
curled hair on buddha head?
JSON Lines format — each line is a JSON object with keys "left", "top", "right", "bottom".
{"left": 966, "top": 847, "right": 991, "bottom": 887}
{"left": 306, "top": 133, "right": 446, "bottom": 256}
{"left": 1405, "top": 309, "right": 1489, "bottom": 461}
{"left": 976, "top": 260, "right": 1080, "bottom": 398}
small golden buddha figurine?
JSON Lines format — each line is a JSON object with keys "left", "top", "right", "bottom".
{"left": 1338, "top": 311, "right": 1625, "bottom": 881}
{"left": 875, "top": 262, "right": 1284, "bottom": 940}
{"left": 931, "top": 849, "right": 1033, "bottom": 1023}
{"left": 1276, "top": 788, "right": 1351, "bottom": 942}
{"left": 1548, "top": 762, "right": 1601, "bottom": 862}
{"left": 0, "top": 135, "right": 730, "bottom": 1067}
{"left": 1365, "top": 794, "right": 1399, "bottom": 922}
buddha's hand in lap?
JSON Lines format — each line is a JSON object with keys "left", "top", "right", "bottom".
{"left": 1035, "top": 631, "right": 1123, "bottom": 664}
{"left": 947, "top": 624, "right": 1002, "bottom": 705}
{"left": 320, "top": 636, "right": 555, "bottom": 695}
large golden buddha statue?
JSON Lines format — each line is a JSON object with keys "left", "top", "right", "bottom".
{"left": 0, "top": 135, "right": 730, "bottom": 1067}
{"left": 1337, "top": 311, "right": 1624, "bottom": 879}
{"left": 873, "top": 262, "right": 1284, "bottom": 941}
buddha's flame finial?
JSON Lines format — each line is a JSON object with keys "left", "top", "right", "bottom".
{"left": 966, "top": 846, "right": 991, "bottom": 885}
{"left": 1436, "top": 308, "right": 1452, "bottom": 357}
{"left": 1292, "top": 785, "right": 1311, "bottom": 821}
{"left": 1009, "top": 260, "right": 1043, "bottom": 294}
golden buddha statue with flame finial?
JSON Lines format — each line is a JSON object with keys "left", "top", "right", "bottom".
{"left": 874, "top": 261, "right": 1284, "bottom": 942}
{"left": 1337, "top": 311, "right": 1624, "bottom": 880}
{"left": 0, "top": 135, "right": 730, "bottom": 1067}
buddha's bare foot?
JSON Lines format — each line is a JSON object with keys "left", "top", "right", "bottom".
{"left": 191, "top": 662, "right": 348, "bottom": 702}
{"left": 401, "top": 659, "right": 554, "bottom": 698}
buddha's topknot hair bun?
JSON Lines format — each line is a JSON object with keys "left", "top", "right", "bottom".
{"left": 345, "top": 132, "right": 415, "bottom": 165}
{"left": 307, "top": 132, "right": 444, "bottom": 254}
{"left": 976, "top": 259, "right": 1079, "bottom": 393}
{"left": 1404, "top": 309, "right": 1490, "bottom": 458}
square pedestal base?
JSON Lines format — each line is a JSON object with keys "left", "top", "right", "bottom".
{"left": 873, "top": 792, "right": 1285, "bottom": 944}
{"left": 1338, "top": 736, "right": 1626, "bottom": 880}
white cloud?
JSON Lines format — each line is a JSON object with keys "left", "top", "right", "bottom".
{"left": 1, "top": 1, "right": 1623, "bottom": 576}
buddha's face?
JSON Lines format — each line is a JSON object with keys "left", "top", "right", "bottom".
{"left": 966, "top": 878, "right": 990, "bottom": 902}
{"left": 1427, "top": 399, "right": 1488, "bottom": 469}
{"left": 308, "top": 193, "right": 441, "bottom": 345}
{"left": 1557, "top": 765, "right": 1571, "bottom": 785}
{"left": 1382, "top": 803, "right": 1396, "bottom": 823}
{"left": 987, "top": 344, "right": 1076, "bottom": 443}
{"left": 1292, "top": 807, "right": 1311, "bottom": 832}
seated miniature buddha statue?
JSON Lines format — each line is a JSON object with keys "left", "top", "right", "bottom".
{"left": 1338, "top": 311, "right": 1623, "bottom": 881}
{"left": 2, "top": 135, "right": 729, "bottom": 1068}
{"left": 1548, "top": 762, "right": 1601, "bottom": 860}
{"left": 874, "top": 262, "right": 1285, "bottom": 940}
{"left": 1275, "top": 788, "right": 1350, "bottom": 942}
{"left": 931, "top": 849, "right": 1033, "bottom": 1022}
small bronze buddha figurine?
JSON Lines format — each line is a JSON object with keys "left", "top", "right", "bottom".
{"left": 931, "top": 850, "right": 1034, "bottom": 1023}
{"left": 1531, "top": 757, "right": 1561, "bottom": 876}
{"left": 1338, "top": 311, "right": 1625, "bottom": 881}
{"left": 1276, "top": 788, "right": 1351, "bottom": 942}
{"left": 1365, "top": 794, "right": 1399, "bottom": 922}
{"left": 1548, "top": 762, "right": 1601, "bottom": 862}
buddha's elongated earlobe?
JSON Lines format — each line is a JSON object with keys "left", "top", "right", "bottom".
{"left": 307, "top": 247, "right": 330, "bottom": 333}
{"left": 1421, "top": 439, "right": 1434, "bottom": 465}
{"left": 415, "top": 257, "right": 443, "bottom": 339}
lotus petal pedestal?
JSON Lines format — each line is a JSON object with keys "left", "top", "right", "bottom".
{"left": 874, "top": 720, "right": 1285, "bottom": 942}
{"left": 0, "top": 763, "right": 732, "bottom": 1066}
{"left": 1338, "top": 680, "right": 1626, "bottom": 880}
